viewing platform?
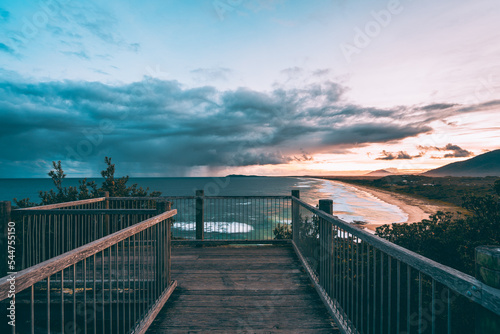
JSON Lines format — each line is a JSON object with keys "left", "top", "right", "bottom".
{"left": 1, "top": 191, "right": 499, "bottom": 333}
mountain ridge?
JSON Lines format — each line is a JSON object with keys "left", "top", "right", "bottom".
{"left": 423, "top": 149, "right": 500, "bottom": 177}
{"left": 365, "top": 169, "right": 395, "bottom": 176}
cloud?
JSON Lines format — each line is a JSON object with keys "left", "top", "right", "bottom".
{"left": 417, "top": 143, "right": 474, "bottom": 159}
{"left": 312, "top": 69, "right": 331, "bottom": 77}
{"left": 191, "top": 67, "right": 232, "bottom": 82}
{"left": 91, "top": 68, "right": 109, "bottom": 76}
{"left": 442, "top": 144, "right": 474, "bottom": 158}
{"left": 61, "top": 50, "right": 90, "bottom": 59}
{"left": 281, "top": 67, "right": 304, "bottom": 78}
{"left": 0, "top": 9, "right": 9, "bottom": 21}
{"left": 0, "top": 42, "right": 15, "bottom": 55}
{"left": 245, "top": 0, "right": 286, "bottom": 13}
{"left": 419, "top": 103, "right": 457, "bottom": 111}
{"left": 4, "top": 2, "right": 139, "bottom": 60}
{"left": 376, "top": 150, "right": 416, "bottom": 160}
{"left": 323, "top": 123, "right": 432, "bottom": 147}
{"left": 0, "top": 76, "right": 482, "bottom": 176}
{"left": 129, "top": 43, "right": 140, "bottom": 52}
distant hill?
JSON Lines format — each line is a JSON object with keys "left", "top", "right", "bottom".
{"left": 423, "top": 149, "right": 500, "bottom": 177}
{"left": 365, "top": 169, "right": 395, "bottom": 176}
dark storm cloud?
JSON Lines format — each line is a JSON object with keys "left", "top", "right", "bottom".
{"left": 0, "top": 76, "right": 482, "bottom": 176}
{"left": 322, "top": 123, "right": 432, "bottom": 147}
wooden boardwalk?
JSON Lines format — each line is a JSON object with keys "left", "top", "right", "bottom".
{"left": 147, "top": 244, "right": 340, "bottom": 333}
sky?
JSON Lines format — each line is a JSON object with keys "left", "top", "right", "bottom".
{"left": 0, "top": 0, "right": 499, "bottom": 177}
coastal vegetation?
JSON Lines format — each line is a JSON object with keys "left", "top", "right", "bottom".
{"left": 13, "top": 157, "right": 161, "bottom": 208}
{"left": 315, "top": 175, "right": 500, "bottom": 276}
{"left": 375, "top": 179, "right": 500, "bottom": 275}
{"left": 273, "top": 222, "right": 292, "bottom": 239}
{"left": 329, "top": 175, "right": 500, "bottom": 207}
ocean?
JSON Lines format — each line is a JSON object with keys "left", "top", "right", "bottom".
{"left": 0, "top": 176, "right": 407, "bottom": 226}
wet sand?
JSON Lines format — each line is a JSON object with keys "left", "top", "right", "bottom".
{"left": 330, "top": 180, "right": 461, "bottom": 232}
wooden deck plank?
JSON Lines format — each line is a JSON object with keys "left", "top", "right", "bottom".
{"left": 147, "top": 245, "right": 340, "bottom": 333}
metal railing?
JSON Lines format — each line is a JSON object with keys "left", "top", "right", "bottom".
{"left": 2, "top": 189, "right": 497, "bottom": 333}
{"left": 0, "top": 202, "right": 177, "bottom": 334}
{"left": 165, "top": 191, "right": 291, "bottom": 241}
{"left": 12, "top": 197, "right": 165, "bottom": 271}
{"left": 291, "top": 195, "right": 500, "bottom": 334}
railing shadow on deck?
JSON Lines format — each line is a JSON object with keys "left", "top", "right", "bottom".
{"left": 0, "top": 197, "right": 177, "bottom": 334}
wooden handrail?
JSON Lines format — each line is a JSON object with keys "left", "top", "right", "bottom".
{"left": 14, "top": 197, "right": 107, "bottom": 210}
{"left": 293, "top": 197, "right": 500, "bottom": 316}
{"left": 163, "top": 195, "right": 292, "bottom": 199}
{"left": 14, "top": 209, "right": 158, "bottom": 215}
{"left": 14, "top": 197, "right": 167, "bottom": 211}
{"left": 107, "top": 197, "right": 166, "bottom": 201}
{"left": 0, "top": 209, "right": 177, "bottom": 300}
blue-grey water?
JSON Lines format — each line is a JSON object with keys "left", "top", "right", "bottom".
{"left": 0, "top": 176, "right": 407, "bottom": 226}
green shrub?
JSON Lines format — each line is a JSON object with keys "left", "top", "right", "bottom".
{"left": 273, "top": 223, "right": 292, "bottom": 239}
{"left": 13, "top": 157, "right": 161, "bottom": 208}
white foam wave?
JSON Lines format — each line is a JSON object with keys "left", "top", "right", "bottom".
{"left": 173, "top": 222, "right": 254, "bottom": 233}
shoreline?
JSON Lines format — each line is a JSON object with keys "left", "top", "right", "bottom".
{"left": 321, "top": 179, "right": 461, "bottom": 232}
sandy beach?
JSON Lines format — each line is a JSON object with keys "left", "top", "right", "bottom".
{"left": 330, "top": 180, "right": 461, "bottom": 231}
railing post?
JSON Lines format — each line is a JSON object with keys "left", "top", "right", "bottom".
{"left": 156, "top": 200, "right": 168, "bottom": 214}
{"left": 195, "top": 190, "right": 204, "bottom": 240}
{"left": 156, "top": 200, "right": 171, "bottom": 286}
{"left": 100, "top": 191, "right": 110, "bottom": 234}
{"left": 0, "top": 201, "right": 11, "bottom": 278}
{"left": 318, "top": 199, "right": 333, "bottom": 215}
{"left": 318, "top": 200, "right": 333, "bottom": 288}
{"left": 291, "top": 190, "right": 300, "bottom": 241}
{"left": 475, "top": 246, "right": 500, "bottom": 333}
